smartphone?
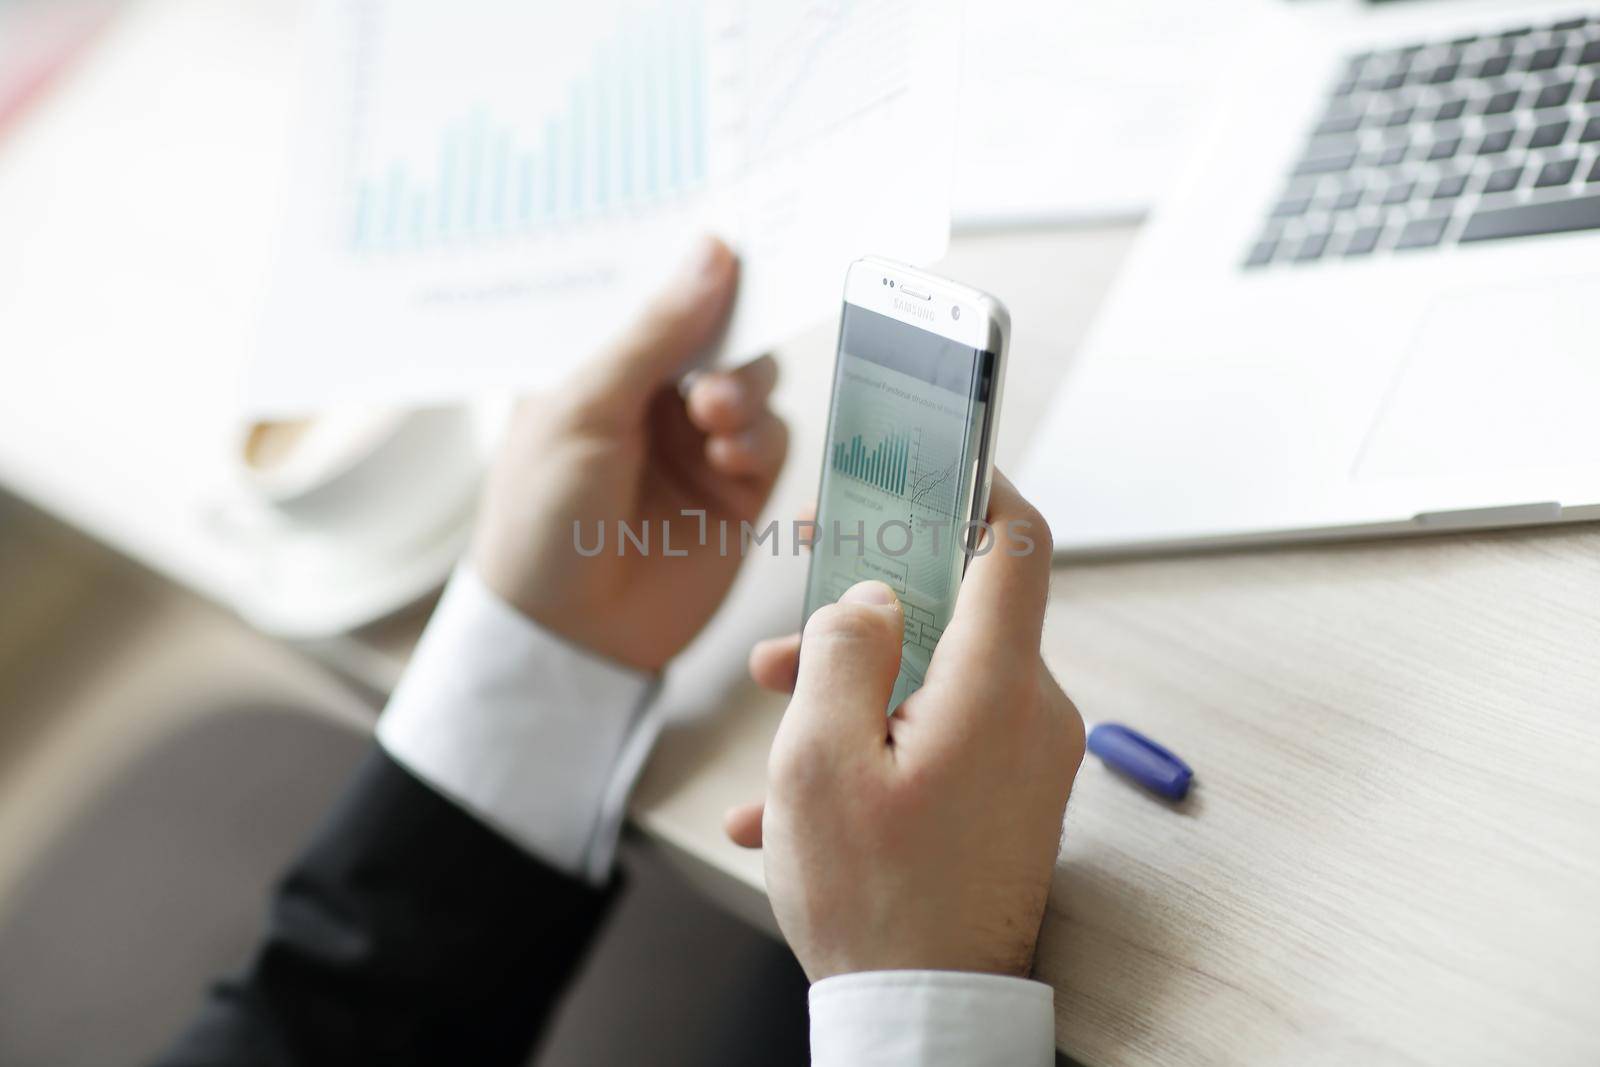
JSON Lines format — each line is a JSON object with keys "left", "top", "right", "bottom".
{"left": 802, "top": 257, "right": 1009, "bottom": 711}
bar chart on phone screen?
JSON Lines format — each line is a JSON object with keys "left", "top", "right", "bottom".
{"left": 810, "top": 353, "right": 981, "bottom": 707}
{"left": 253, "top": 0, "right": 960, "bottom": 415}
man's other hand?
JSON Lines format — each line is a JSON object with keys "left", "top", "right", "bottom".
{"left": 473, "top": 236, "right": 787, "bottom": 673}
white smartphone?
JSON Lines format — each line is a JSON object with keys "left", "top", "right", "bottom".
{"left": 802, "top": 257, "right": 1010, "bottom": 711}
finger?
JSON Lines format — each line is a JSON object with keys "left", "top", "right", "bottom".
{"left": 572, "top": 236, "right": 738, "bottom": 422}
{"left": 938, "top": 469, "right": 1053, "bottom": 667}
{"left": 1039, "top": 659, "right": 1087, "bottom": 768}
{"left": 786, "top": 581, "right": 904, "bottom": 753}
{"left": 748, "top": 632, "right": 801, "bottom": 693}
{"left": 686, "top": 353, "right": 779, "bottom": 434}
{"left": 706, "top": 412, "right": 788, "bottom": 480}
{"left": 722, "top": 800, "right": 765, "bottom": 849}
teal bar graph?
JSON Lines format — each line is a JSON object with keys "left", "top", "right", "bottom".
{"left": 833, "top": 431, "right": 910, "bottom": 496}
{"left": 351, "top": 0, "right": 708, "bottom": 252}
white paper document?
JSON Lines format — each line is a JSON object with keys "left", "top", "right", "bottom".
{"left": 953, "top": 0, "right": 1264, "bottom": 226}
{"left": 250, "top": 0, "right": 959, "bottom": 416}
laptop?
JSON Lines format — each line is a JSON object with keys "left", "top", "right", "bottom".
{"left": 1022, "top": 0, "right": 1600, "bottom": 553}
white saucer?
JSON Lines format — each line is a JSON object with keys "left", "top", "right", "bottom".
{"left": 208, "top": 403, "right": 503, "bottom": 639}
{"left": 222, "top": 486, "right": 479, "bottom": 639}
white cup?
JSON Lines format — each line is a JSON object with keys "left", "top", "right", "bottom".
{"left": 233, "top": 407, "right": 482, "bottom": 557}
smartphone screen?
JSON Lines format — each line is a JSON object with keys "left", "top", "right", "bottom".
{"left": 803, "top": 303, "right": 998, "bottom": 711}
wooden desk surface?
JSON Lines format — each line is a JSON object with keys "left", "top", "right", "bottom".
{"left": 630, "top": 225, "right": 1600, "bottom": 1065}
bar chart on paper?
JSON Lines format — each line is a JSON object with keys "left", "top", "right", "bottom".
{"left": 254, "top": 0, "right": 961, "bottom": 416}
{"left": 348, "top": 0, "right": 709, "bottom": 252}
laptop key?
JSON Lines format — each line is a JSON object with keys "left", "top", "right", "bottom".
{"left": 1535, "top": 157, "right": 1579, "bottom": 187}
{"left": 1374, "top": 143, "right": 1408, "bottom": 166}
{"left": 1528, "top": 120, "right": 1569, "bottom": 149}
{"left": 1589, "top": 77, "right": 1600, "bottom": 103}
{"left": 1581, "top": 39, "right": 1600, "bottom": 65}
{"left": 1535, "top": 81, "right": 1575, "bottom": 108}
{"left": 1476, "top": 128, "right": 1514, "bottom": 155}
{"left": 1525, "top": 46, "right": 1564, "bottom": 73}
{"left": 1394, "top": 215, "right": 1450, "bottom": 249}
{"left": 1555, "top": 19, "right": 1588, "bottom": 32}
{"left": 1293, "top": 151, "right": 1357, "bottom": 176}
{"left": 1314, "top": 112, "right": 1364, "bottom": 136}
{"left": 1426, "top": 62, "right": 1460, "bottom": 85}
{"left": 1272, "top": 195, "right": 1313, "bottom": 217}
{"left": 1343, "top": 226, "right": 1383, "bottom": 256}
{"left": 1432, "top": 173, "right": 1468, "bottom": 200}
{"left": 1580, "top": 117, "right": 1600, "bottom": 143}
{"left": 1426, "top": 137, "right": 1461, "bottom": 161}
{"left": 1476, "top": 54, "right": 1512, "bottom": 78}
{"left": 1461, "top": 194, "right": 1600, "bottom": 242}
{"left": 1589, "top": 158, "right": 1600, "bottom": 182}
{"left": 1306, "top": 132, "right": 1361, "bottom": 156}
{"left": 1331, "top": 188, "right": 1363, "bottom": 210}
{"left": 1432, "top": 98, "right": 1467, "bottom": 122}
{"left": 1380, "top": 180, "right": 1416, "bottom": 205}
{"left": 1483, "top": 165, "right": 1523, "bottom": 193}
{"left": 1382, "top": 106, "right": 1415, "bottom": 127}
{"left": 1294, "top": 233, "right": 1330, "bottom": 262}
{"left": 1480, "top": 89, "right": 1519, "bottom": 115}
{"left": 1244, "top": 240, "right": 1278, "bottom": 268}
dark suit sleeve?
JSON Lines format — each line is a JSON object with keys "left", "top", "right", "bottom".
{"left": 154, "top": 745, "right": 617, "bottom": 1067}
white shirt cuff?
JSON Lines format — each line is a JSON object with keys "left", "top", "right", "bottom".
{"left": 809, "top": 971, "right": 1055, "bottom": 1067}
{"left": 377, "top": 564, "right": 659, "bottom": 885}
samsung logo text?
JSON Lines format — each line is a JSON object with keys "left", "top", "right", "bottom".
{"left": 893, "top": 297, "right": 935, "bottom": 321}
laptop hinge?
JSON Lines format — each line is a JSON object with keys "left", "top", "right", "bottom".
{"left": 1412, "top": 502, "right": 1563, "bottom": 530}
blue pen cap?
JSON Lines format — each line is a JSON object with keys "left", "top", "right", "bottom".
{"left": 1086, "top": 723, "right": 1193, "bottom": 801}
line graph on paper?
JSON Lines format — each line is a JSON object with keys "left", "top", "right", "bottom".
{"left": 714, "top": 0, "right": 910, "bottom": 163}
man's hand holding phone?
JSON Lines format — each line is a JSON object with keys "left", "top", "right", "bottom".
{"left": 727, "top": 473, "right": 1086, "bottom": 981}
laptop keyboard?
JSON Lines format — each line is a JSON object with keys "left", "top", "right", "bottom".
{"left": 1243, "top": 14, "right": 1600, "bottom": 269}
